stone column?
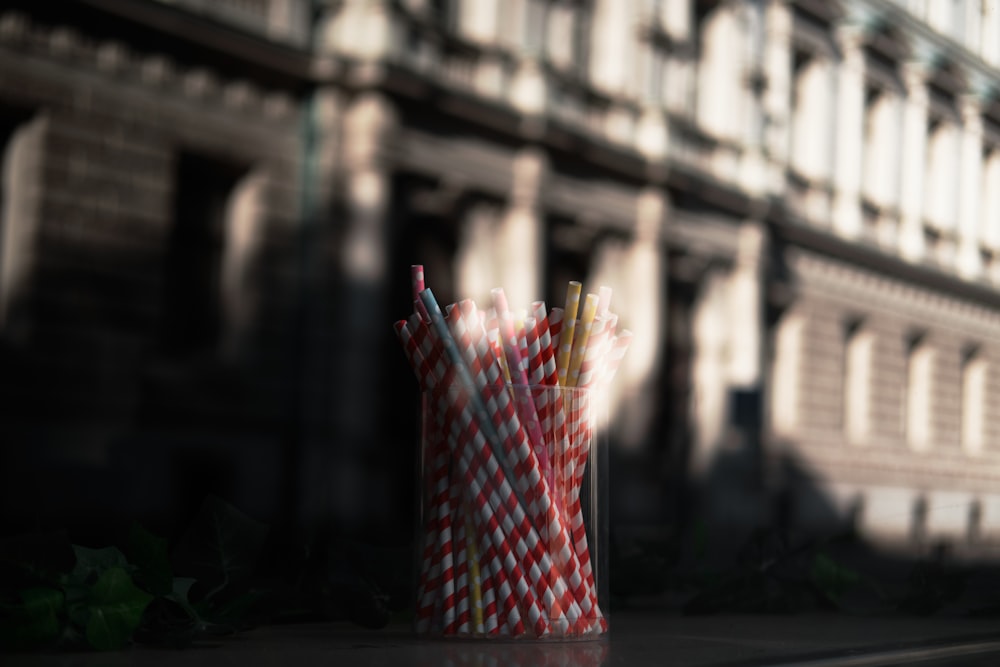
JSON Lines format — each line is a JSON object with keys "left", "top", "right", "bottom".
{"left": 615, "top": 187, "right": 668, "bottom": 450}
{"left": 712, "top": 219, "right": 768, "bottom": 530}
{"left": 762, "top": 0, "right": 792, "bottom": 195}
{"left": 455, "top": 202, "right": 500, "bottom": 305}
{"left": 319, "top": 0, "right": 394, "bottom": 60}
{"left": 832, "top": 26, "right": 866, "bottom": 239}
{"left": 697, "top": 3, "right": 742, "bottom": 143}
{"left": 728, "top": 221, "right": 767, "bottom": 392}
{"left": 956, "top": 94, "right": 984, "bottom": 279}
{"left": 588, "top": 0, "right": 632, "bottom": 95}
{"left": 330, "top": 91, "right": 396, "bottom": 528}
{"left": 898, "top": 61, "right": 930, "bottom": 262}
{"left": 497, "top": 148, "right": 546, "bottom": 310}
{"left": 0, "top": 113, "right": 44, "bottom": 337}
{"left": 740, "top": 0, "right": 768, "bottom": 197}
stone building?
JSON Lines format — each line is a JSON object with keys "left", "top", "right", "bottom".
{"left": 1, "top": 0, "right": 999, "bottom": 556}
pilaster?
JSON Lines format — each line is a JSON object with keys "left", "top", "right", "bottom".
{"left": 832, "top": 25, "right": 866, "bottom": 240}
{"left": 762, "top": 0, "right": 793, "bottom": 194}
{"left": 615, "top": 187, "right": 669, "bottom": 450}
{"left": 728, "top": 220, "right": 767, "bottom": 390}
{"left": 956, "top": 94, "right": 984, "bottom": 279}
{"left": 332, "top": 92, "right": 397, "bottom": 519}
{"left": 898, "top": 60, "right": 931, "bottom": 262}
{"left": 496, "top": 147, "right": 547, "bottom": 310}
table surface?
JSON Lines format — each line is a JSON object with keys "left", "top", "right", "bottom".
{"left": 5, "top": 612, "right": 1000, "bottom": 666}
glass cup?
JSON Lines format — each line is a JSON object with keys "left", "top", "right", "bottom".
{"left": 415, "top": 382, "right": 608, "bottom": 640}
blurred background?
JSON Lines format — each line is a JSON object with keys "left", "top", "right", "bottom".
{"left": 2, "top": 0, "right": 1000, "bottom": 615}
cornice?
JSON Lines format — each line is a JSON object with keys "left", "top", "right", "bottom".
{"left": 5, "top": 0, "right": 316, "bottom": 91}
{"left": 0, "top": 7, "right": 298, "bottom": 123}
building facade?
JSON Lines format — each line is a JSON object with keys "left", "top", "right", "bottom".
{"left": 1, "top": 0, "right": 1000, "bottom": 554}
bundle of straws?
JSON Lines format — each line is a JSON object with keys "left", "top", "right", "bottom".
{"left": 394, "top": 265, "right": 632, "bottom": 639}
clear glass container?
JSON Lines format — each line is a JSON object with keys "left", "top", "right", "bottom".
{"left": 415, "top": 383, "right": 608, "bottom": 640}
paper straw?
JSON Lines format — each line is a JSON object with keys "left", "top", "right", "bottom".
{"left": 397, "top": 319, "right": 461, "bottom": 632}
{"left": 450, "top": 302, "right": 576, "bottom": 634}
{"left": 520, "top": 316, "right": 551, "bottom": 485}
{"left": 530, "top": 302, "right": 568, "bottom": 496}
{"left": 411, "top": 312, "right": 558, "bottom": 637}
{"left": 556, "top": 282, "right": 582, "bottom": 385}
{"left": 411, "top": 266, "right": 431, "bottom": 322}
{"left": 398, "top": 279, "right": 620, "bottom": 638}
{"left": 418, "top": 289, "right": 524, "bottom": 502}
{"left": 394, "top": 320, "right": 450, "bottom": 632}
{"left": 597, "top": 285, "right": 612, "bottom": 316}
{"left": 486, "top": 328, "right": 512, "bottom": 385}
{"left": 462, "top": 313, "right": 603, "bottom": 633}
{"left": 549, "top": 307, "right": 564, "bottom": 353}
{"left": 464, "top": 503, "right": 486, "bottom": 635}
{"left": 453, "top": 485, "right": 471, "bottom": 635}
{"left": 567, "top": 293, "right": 599, "bottom": 388}
{"left": 599, "top": 329, "right": 633, "bottom": 390}
{"left": 409, "top": 326, "right": 536, "bottom": 637}
{"left": 438, "top": 484, "right": 457, "bottom": 634}
{"left": 463, "top": 303, "right": 605, "bottom": 632}
{"left": 575, "top": 315, "right": 612, "bottom": 393}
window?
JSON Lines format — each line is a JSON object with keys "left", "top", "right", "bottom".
{"left": 905, "top": 333, "right": 934, "bottom": 452}
{"left": 790, "top": 52, "right": 833, "bottom": 182}
{"left": 983, "top": 3, "right": 1000, "bottom": 65}
{"left": 771, "top": 312, "right": 804, "bottom": 435}
{"left": 161, "top": 151, "right": 249, "bottom": 358}
{"left": 862, "top": 87, "right": 900, "bottom": 209}
{"left": 524, "top": 0, "right": 548, "bottom": 56}
{"left": 0, "top": 108, "right": 42, "bottom": 335}
{"left": 639, "top": 42, "right": 668, "bottom": 106}
{"left": 983, "top": 145, "right": 1000, "bottom": 252}
{"left": 961, "top": 347, "right": 986, "bottom": 455}
{"left": 695, "top": 2, "right": 743, "bottom": 141}
{"left": 844, "top": 319, "right": 873, "bottom": 444}
{"left": 924, "top": 117, "right": 959, "bottom": 232}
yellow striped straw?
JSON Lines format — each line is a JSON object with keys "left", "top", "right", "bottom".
{"left": 464, "top": 503, "right": 484, "bottom": 634}
{"left": 568, "top": 293, "right": 599, "bottom": 387}
{"left": 556, "top": 281, "right": 582, "bottom": 386}
{"left": 487, "top": 328, "right": 512, "bottom": 385}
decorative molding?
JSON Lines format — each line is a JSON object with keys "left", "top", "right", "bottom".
{"left": 0, "top": 8, "right": 296, "bottom": 122}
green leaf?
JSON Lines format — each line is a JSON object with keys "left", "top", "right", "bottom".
{"left": 20, "top": 586, "right": 64, "bottom": 619}
{"left": 165, "top": 577, "right": 200, "bottom": 620}
{"left": 128, "top": 524, "right": 173, "bottom": 596}
{"left": 72, "top": 545, "right": 130, "bottom": 584}
{"left": 84, "top": 567, "right": 153, "bottom": 651}
{"left": 170, "top": 496, "right": 268, "bottom": 601}
{"left": 0, "top": 587, "right": 64, "bottom": 649}
{"left": 171, "top": 577, "right": 197, "bottom": 602}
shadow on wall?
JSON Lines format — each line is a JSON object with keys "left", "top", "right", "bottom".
{"left": 609, "top": 437, "right": 1000, "bottom": 617}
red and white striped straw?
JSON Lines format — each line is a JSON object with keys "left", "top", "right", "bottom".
{"left": 454, "top": 305, "right": 603, "bottom": 632}
{"left": 410, "top": 306, "right": 557, "bottom": 637}
{"left": 548, "top": 307, "right": 564, "bottom": 353}
{"left": 396, "top": 319, "right": 458, "bottom": 631}
{"left": 452, "top": 483, "right": 471, "bottom": 635}
{"left": 398, "top": 283, "right": 619, "bottom": 638}
{"left": 412, "top": 345, "right": 534, "bottom": 635}
{"left": 448, "top": 302, "right": 574, "bottom": 634}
